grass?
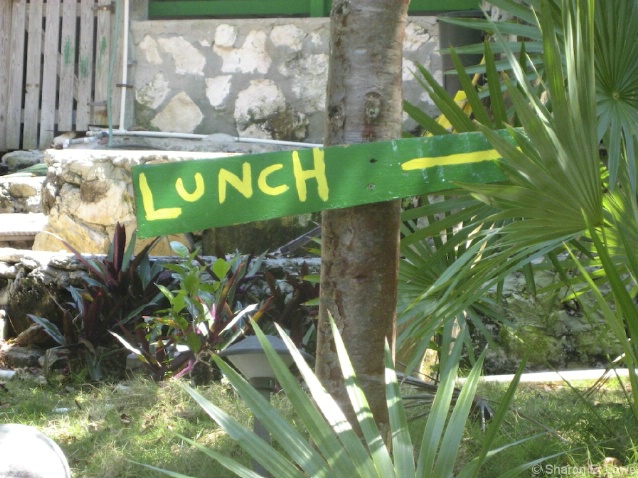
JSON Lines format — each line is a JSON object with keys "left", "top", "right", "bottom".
{"left": 0, "top": 372, "right": 263, "bottom": 477}
{"left": 1, "top": 370, "right": 637, "bottom": 477}
{"left": 455, "top": 379, "right": 638, "bottom": 477}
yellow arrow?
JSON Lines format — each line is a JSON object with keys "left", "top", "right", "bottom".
{"left": 401, "top": 148, "right": 503, "bottom": 171}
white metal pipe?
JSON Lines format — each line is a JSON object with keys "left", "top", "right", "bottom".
{"left": 88, "top": 129, "right": 322, "bottom": 148}
{"left": 97, "top": 130, "right": 206, "bottom": 140}
{"left": 457, "top": 368, "right": 632, "bottom": 384}
{"left": 118, "top": 0, "right": 130, "bottom": 131}
{"left": 62, "top": 136, "right": 99, "bottom": 148}
{"left": 235, "top": 136, "right": 322, "bottom": 148}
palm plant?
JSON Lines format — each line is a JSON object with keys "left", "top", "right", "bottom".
{"left": 446, "top": 0, "right": 638, "bottom": 191}
{"left": 140, "top": 318, "right": 550, "bottom": 477}
{"left": 400, "top": 0, "right": 638, "bottom": 418}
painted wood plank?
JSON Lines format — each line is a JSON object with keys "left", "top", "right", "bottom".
{"left": 132, "top": 131, "right": 512, "bottom": 238}
{"left": 0, "top": 0, "right": 13, "bottom": 151}
{"left": 40, "top": 0, "right": 62, "bottom": 148}
{"left": 409, "top": 0, "right": 479, "bottom": 12}
{"left": 58, "top": 0, "right": 77, "bottom": 132}
{"left": 149, "top": 1, "right": 314, "bottom": 18}
{"left": 23, "top": 0, "right": 45, "bottom": 150}
{"left": 93, "top": 0, "right": 111, "bottom": 126}
{"left": 148, "top": 0, "right": 479, "bottom": 18}
{"left": 75, "top": 0, "right": 95, "bottom": 131}
{"left": 309, "top": 0, "right": 329, "bottom": 17}
{"left": 6, "top": 0, "right": 27, "bottom": 150}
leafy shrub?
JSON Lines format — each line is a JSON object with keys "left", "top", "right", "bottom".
{"left": 118, "top": 242, "right": 274, "bottom": 383}
{"left": 29, "top": 223, "right": 171, "bottom": 380}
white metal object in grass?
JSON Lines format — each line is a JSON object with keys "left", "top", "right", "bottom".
{"left": 0, "top": 370, "right": 15, "bottom": 380}
{"left": 0, "top": 424, "right": 71, "bottom": 478}
{"left": 458, "top": 368, "right": 631, "bottom": 384}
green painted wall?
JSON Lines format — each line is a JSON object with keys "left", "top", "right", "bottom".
{"left": 148, "top": 0, "right": 480, "bottom": 19}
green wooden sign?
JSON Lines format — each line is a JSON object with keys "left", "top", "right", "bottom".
{"left": 132, "top": 130, "right": 510, "bottom": 238}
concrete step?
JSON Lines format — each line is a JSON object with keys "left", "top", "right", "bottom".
{"left": 0, "top": 213, "right": 47, "bottom": 243}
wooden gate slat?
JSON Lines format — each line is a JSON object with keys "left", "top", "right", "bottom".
{"left": 6, "top": 0, "right": 27, "bottom": 150}
{"left": 40, "top": 0, "right": 62, "bottom": 149}
{"left": 76, "top": 0, "right": 95, "bottom": 131}
{"left": 58, "top": 0, "right": 77, "bottom": 132}
{"left": 23, "top": 0, "right": 45, "bottom": 150}
{"left": 0, "top": 1, "right": 13, "bottom": 151}
{"left": 93, "top": 0, "right": 112, "bottom": 126}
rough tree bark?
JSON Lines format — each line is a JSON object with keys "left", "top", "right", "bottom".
{"left": 316, "top": 0, "right": 409, "bottom": 437}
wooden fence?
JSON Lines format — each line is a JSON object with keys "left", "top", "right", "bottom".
{"left": 0, "top": 0, "right": 123, "bottom": 152}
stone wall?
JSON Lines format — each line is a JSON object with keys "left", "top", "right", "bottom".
{"left": 33, "top": 149, "right": 234, "bottom": 255}
{"left": 479, "top": 271, "right": 624, "bottom": 373}
{"left": 131, "top": 17, "right": 441, "bottom": 142}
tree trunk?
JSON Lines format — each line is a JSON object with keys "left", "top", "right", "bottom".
{"left": 316, "top": 0, "right": 409, "bottom": 438}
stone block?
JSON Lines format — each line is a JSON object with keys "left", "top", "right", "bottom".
{"left": 1, "top": 150, "right": 44, "bottom": 173}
